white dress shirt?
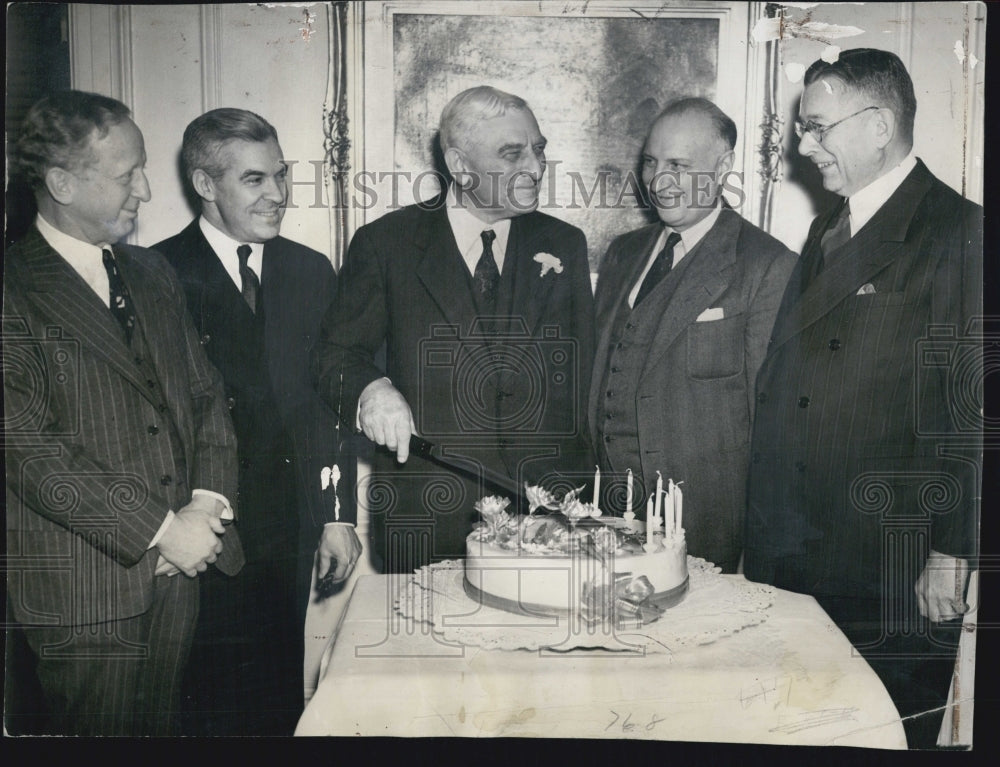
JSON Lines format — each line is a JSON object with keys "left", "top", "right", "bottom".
{"left": 847, "top": 152, "right": 918, "bottom": 236}
{"left": 445, "top": 186, "right": 512, "bottom": 276}
{"left": 627, "top": 201, "right": 723, "bottom": 308}
{"left": 199, "top": 216, "right": 264, "bottom": 287}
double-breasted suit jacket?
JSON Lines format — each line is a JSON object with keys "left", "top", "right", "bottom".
{"left": 744, "top": 160, "right": 982, "bottom": 603}
{"left": 4, "top": 227, "right": 243, "bottom": 630}
{"left": 311, "top": 198, "right": 596, "bottom": 572}
{"left": 590, "top": 208, "right": 797, "bottom": 571}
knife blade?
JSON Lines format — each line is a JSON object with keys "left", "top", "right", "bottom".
{"left": 407, "top": 435, "right": 524, "bottom": 500}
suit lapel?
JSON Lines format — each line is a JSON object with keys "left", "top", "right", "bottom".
{"left": 414, "top": 203, "right": 480, "bottom": 326}
{"left": 505, "top": 215, "right": 557, "bottom": 336}
{"left": 769, "top": 161, "right": 935, "bottom": 352}
{"left": 638, "top": 210, "right": 740, "bottom": 380}
{"left": 17, "top": 229, "right": 152, "bottom": 397}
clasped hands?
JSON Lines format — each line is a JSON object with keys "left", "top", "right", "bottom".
{"left": 915, "top": 550, "right": 970, "bottom": 623}
{"left": 155, "top": 494, "right": 229, "bottom": 577}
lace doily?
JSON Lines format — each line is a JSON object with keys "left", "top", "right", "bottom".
{"left": 394, "top": 557, "right": 774, "bottom": 653}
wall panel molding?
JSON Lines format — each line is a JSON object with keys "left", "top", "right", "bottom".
{"left": 69, "top": 4, "right": 134, "bottom": 108}
{"left": 199, "top": 4, "right": 224, "bottom": 113}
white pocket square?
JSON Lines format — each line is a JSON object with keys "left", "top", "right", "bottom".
{"left": 856, "top": 283, "right": 877, "bottom": 295}
{"left": 696, "top": 307, "right": 725, "bottom": 322}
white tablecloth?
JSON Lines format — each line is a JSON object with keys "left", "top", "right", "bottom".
{"left": 296, "top": 573, "right": 907, "bottom": 747}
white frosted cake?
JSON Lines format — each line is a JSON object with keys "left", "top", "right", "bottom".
{"left": 464, "top": 485, "right": 687, "bottom": 627}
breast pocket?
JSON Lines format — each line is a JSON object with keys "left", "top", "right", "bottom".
{"left": 686, "top": 313, "right": 744, "bottom": 379}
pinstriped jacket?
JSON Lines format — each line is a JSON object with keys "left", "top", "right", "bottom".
{"left": 4, "top": 226, "right": 243, "bottom": 627}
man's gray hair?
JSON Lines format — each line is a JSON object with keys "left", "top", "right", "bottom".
{"left": 181, "top": 108, "right": 279, "bottom": 184}
{"left": 439, "top": 86, "right": 530, "bottom": 152}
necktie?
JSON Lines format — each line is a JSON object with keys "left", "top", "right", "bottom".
{"left": 820, "top": 200, "right": 852, "bottom": 259}
{"left": 102, "top": 248, "right": 136, "bottom": 343}
{"left": 474, "top": 230, "right": 500, "bottom": 309}
{"left": 634, "top": 230, "right": 682, "bottom": 307}
{"left": 237, "top": 244, "right": 260, "bottom": 313}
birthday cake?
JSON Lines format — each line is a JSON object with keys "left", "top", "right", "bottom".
{"left": 464, "top": 482, "right": 687, "bottom": 627}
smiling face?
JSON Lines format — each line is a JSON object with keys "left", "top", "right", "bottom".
{"left": 796, "top": 77, "right": 886, "bottom": 197}
{"left": 198, "top": 138, "right": 287, "bottom": 243}
{"left": 447, "top": 108, "right": 546, "bottom": 224}
{"left": 63, "top": 119, "right": 151, "bottom": 244}
{"left": 641, "top": 111, "right": 733, "bottom": 231}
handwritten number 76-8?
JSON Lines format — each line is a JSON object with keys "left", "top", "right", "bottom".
{"left": 606, "top": 710, "right": 665, "bottom": 732}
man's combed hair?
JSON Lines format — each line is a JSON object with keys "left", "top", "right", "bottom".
{"left": 657, "top": 97, "right": 738, "bottom": 151}
{"left": 181, "top": 108, "right": 279, "bottom": 183}
{"left": 11, "top": 90, "right": 132, "bottom": 190}
{"left": 439, "top": 86, "right": 530, "bottom": 152}
{"left": 803, "top": 48, "right": 917, "bottom": 144}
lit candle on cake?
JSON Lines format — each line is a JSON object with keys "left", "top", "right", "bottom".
{"left": 675, "top": 482, "right": 683, "bottom": 534}
{"left": 654, "top": 471, "right": 663, "bottom": 531}
{"left": 593, "top": 465, "right": 601, "bottom": 510}
{"left": 643, "top": 494, "right": 657, "bottom": 552}
{"left": 625, "top": 468, "right": 633, "bottom": 515}
{"left": 666, "top": 478, "right": 675, "bottom": 533}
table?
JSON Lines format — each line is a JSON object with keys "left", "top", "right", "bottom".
{"left": 296, "top": 573, "right": 907, "bottom": 747}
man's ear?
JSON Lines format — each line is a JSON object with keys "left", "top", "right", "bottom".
{"left": 444, "top": 147, "right": 470, "bottom": 188}
{"left": 191, "top": 168, "right": 216, "bottom": 202}
{"left": 872, "top": 108, "right": 896, "bottom": 149}
{"left": 43, "top": 167, "right": 76, "bottom": 205}
{"left": 716, "top": 149, "right": 736, "bottom": 176}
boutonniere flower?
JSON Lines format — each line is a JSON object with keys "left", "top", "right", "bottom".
{"left": 533, "top": 252, "right": 563, "bottom": 277}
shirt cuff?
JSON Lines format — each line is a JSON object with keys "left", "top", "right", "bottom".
{"left": 192, "top": 488, "right": 234, "bottom": 520}
{"left": 148, "top": 510, "right": 176, "bottom": 549}
{"left": 324, "top": 521, "right": 356, "bottom": 529}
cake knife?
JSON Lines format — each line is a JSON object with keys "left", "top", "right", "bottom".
{"left": 407, "top": 435, "right": 524, "bottom": 500}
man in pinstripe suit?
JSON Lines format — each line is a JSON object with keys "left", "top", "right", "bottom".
{"left": 744, "top": 49, "right": 982, "bottom": 748}
{"left": 4, "top": 90, "right": 244, "bottom": 735}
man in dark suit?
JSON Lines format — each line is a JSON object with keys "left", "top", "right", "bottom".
{"left": 3, "top": 90, "right": 243, "bottom": 736}
{"left": 154, "top": 109, "right": 356, "bottom": 735}
{"left": 744, "top": 49, "right": 982, "bottom": 748}
{"left": 590, "top": 99, "right": 797, "bottom": 573}
{"left": 311, "top": 86, "right": 595, "bottom": 574}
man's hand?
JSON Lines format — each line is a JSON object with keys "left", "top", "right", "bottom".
{"left": 316, "top": 524, "right": 363, "bottom": 597}
{"left": 155, "top": 497, "right": 227, "bottom": 577}
{"left": 154, "top": 555, "right": 180, "bottom": 577}
{"left": 915, "top": 550, "right": 970, "bottom": 622}
{"left": 358, "top": 378, "right": 416, "bottom": 462}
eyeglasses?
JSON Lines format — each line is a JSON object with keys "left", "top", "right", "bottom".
{"left": 794, "top": 106, "right": 880, "bottom": 144}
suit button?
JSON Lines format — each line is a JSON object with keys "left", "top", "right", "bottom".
{"left": 159, "top": 475, "right": 172, "bottom": 486}
{"left": 616, "top": 342, "right": 624, "bottom": 350}
{"left": 798, "top": 396, "right": 810, "bottom": 408}
{"left": 158, "top": 403, "right": 168, "bottom": 413}
{"left": 625, "top": 322, "right": 635, "bottom": 330}
{"left": 757, "top": 392, "right": 768, "bottom": 404}
{"left": 147, "top": 379, "right": 156, "bottom": 388}
{"left": 828, "top": 339, "right": 841, "bottom": 351}
{"left": 227, "top": 397, "right": 236, "bottom": 410}
{"left": 134, "top": 356, "right": 143, "bottom": 365}
{"left": 200, "top": 334, "right": 211, "bottom": 345}
{"left": 606, "top": 390, "right": 613, "bottom": 398}
{"left": 604, "top": 435, "right": 613, "bottom": 443}
{"left": 605, "top": 412, "right": 613, "bottom": 420}
{"left": 147, "top": 425, "right": 159, "bottom": 435}
{"left": 795, "top": 461, "right": 807, "bottom": 473}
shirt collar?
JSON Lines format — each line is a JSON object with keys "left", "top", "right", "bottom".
{"left": 672, "top": 200, "right": 723, "bottom": 256}
{"left": 35, "top": 212, "right": 109, "bottom": 260}
{"left": 847, "top": 152, "right": 917, "bottom": 235}
{"left": 199, "top": 215, "right": 265, "bottom": 288}
{"left": 446, "top": 186, "right": 511, "bottom": 274}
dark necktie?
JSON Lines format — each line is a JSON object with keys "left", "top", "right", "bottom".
{"left": 237, "top": 244, "right": 260, "bottom": 313}
{"left": 820, "top": 200, "right": 852, "bottom": 260}
{"left": 474, "top": 229, "right": 500, "bottom": 309}
{"left": 634, "top": 230, "right": 682, "bottom": 307}
{"left": 102, "top": 248, "right": 136, "bottom": 343}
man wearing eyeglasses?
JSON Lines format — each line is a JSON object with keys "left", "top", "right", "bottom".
{"left": 744, "top": 48, "right": 982, "bottom": 749}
